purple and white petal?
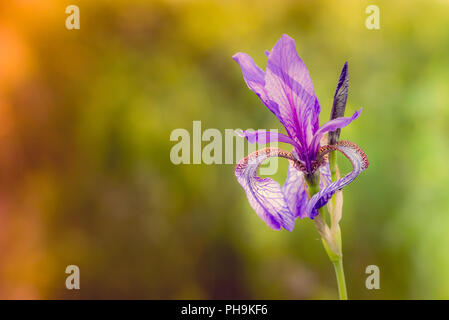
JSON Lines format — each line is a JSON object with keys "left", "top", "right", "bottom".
{"left": 235, "top": 148, "right": 297, "bottom": 231}
{"left": 305, "top": 141, "right": 369, "bottom": 219}
{"left": 310, "top": 108, "right": 362, "bottom": 156}
{"left": 265, "top": 34, "right": 319, "bottom": 148}
{"left": 236, "top": 129, "right": 301, "bottom": 150}
{"left": 282, "top": 162, "right": 308, "bottom": 218}
{"left": 319, "top": 162, "right": 331, "bottom": 188}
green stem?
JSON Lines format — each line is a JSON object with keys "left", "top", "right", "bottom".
{"left": 332, "top": 258, "right": 348, "bottom": 300}
{"left": 320, "top": 230, "right": 347, "bottom": 300}
{"left": 305, "top": 170, "right": 348, "bottom": 300}
{"left": 328, "top": 150, "right": 348, "bottom": 299}
{"left": 329, "top": 150, "right": 337, "bottom": 182}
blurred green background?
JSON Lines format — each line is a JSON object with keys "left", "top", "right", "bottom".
{"left": 0, "top": 0, "right": 449, "bottom": 299}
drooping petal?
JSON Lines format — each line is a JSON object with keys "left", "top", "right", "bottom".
{"left": 236, "top": 129, "right": 301, "bottom": 150}
{"left": 310, "top": 108, "right": 362, "bottom": 156}
{"left": 282, "top": 162, "right": 308, "bottom": 218}
{"left": 329, "top": 62, "right": 349, "bottom": 145}
{"left": 232, "top": 52, "right": 281, "bottom": 119}
{"left": 265, "top": 34, "right": 319, "bottom": 149}
{"left": 305, "top": 141, "right": 369, "bottom": 219}
{"left": 235, "top": 148, "right": 297, "bottom": 231}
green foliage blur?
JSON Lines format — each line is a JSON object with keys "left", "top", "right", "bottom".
{"left": 1, "top": 0, "right": 449, "bottom": 299}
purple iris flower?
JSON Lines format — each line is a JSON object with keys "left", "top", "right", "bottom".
{"left": 233, "top": 34, "right": 369, "bottom": 231}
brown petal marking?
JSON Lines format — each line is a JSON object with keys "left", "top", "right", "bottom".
{"left": 315, "top": 140, "right": 369, "bottom": 170}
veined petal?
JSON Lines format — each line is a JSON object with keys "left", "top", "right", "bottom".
{"left": 319, "top": 162, "right": 331, "bottom": 187}
{"left": 265, "top": 34, "right": 319, "bottom": 148}
{"left": 235, "top": 148, "right": 297, "bottom": 231}
{"left": 305, "top": 141, "right": 369, "bottom": 219}
{"left": 236, "top": 129, "right": 301, "bottom": 150}
{"left": 282, "top": 162, "right": 308, "bottom": 218}
{"left": 232, "top": 52, "right": 281, "bottom": 119}
{"left": 310, "top": 108, "right": 362, "bottom": 156}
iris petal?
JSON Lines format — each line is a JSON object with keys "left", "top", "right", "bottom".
{"left": 310, "top": 109, "right": 362, "bottom": 156}
{"left": 235, "top": 148, "right": 299, "bottom": 231}
{"left": 305, "top": 141, "right": 369, "bottom": 219}
{"left": 319, "top": 162, "right": 331, "bottom": 187}
{"left": 282, "top": 162, "right": 308, "bottom": 218}
{"left": 265, "top": 34, "right": 320, "bottom": 149}
{"left": 236, "top": 129, "right": 301, "bottom": 150}
{"left": 232, "top": 52, "right": 281, "bottom": 120}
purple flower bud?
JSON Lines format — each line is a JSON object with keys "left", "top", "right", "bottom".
{"left": 328, "top": 62, "right": 349, "bottom": 145}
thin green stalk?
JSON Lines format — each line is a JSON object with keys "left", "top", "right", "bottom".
{"left": 332, "top": 258, "right": 348, "bottom": 300}
{"left": 329, "top": 150, "right": 337, "bottom": 182}
{"left": 319, "top": 227, "right": 347, "bottom": 300}
{"left": 329, "top": 150, "right": 348, "bottom": 300}
{"left": 306, "top": 170, "right": 348, "bottom": 300}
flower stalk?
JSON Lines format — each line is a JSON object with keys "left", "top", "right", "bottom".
{"left": 305, "top": 172, "right": 347, "bottom": 300}
{"left": 332, "top": 256, "right": 348, "bottom": 300}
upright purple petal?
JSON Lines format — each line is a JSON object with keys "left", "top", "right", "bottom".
{"left": 310, "top": 108, "right": 362, "bottom": 156}
{"left": 235, "top": 148, "right": 297, "bottom": 231}
{"left": 282, "top": 162, "right": 308, "bottom": 218}
{"left": 236, "top": 129, "right": 301, "bottom": 150}
{"left": 305, "top": 141, "right": 369, "bottom": 219}
{"left": 265, "top": 34, "right": 319, "bottom": 149}
{"left": 232, "top": 53, "right": 281, "bottom": 120}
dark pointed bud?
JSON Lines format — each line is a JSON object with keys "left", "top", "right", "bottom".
{"left": 328, "top": 62, "right": 349, "bottom": 145}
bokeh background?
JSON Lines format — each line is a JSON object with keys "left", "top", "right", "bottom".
{"left": 1, "top": 0, "right": 449, "bottom": 299}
